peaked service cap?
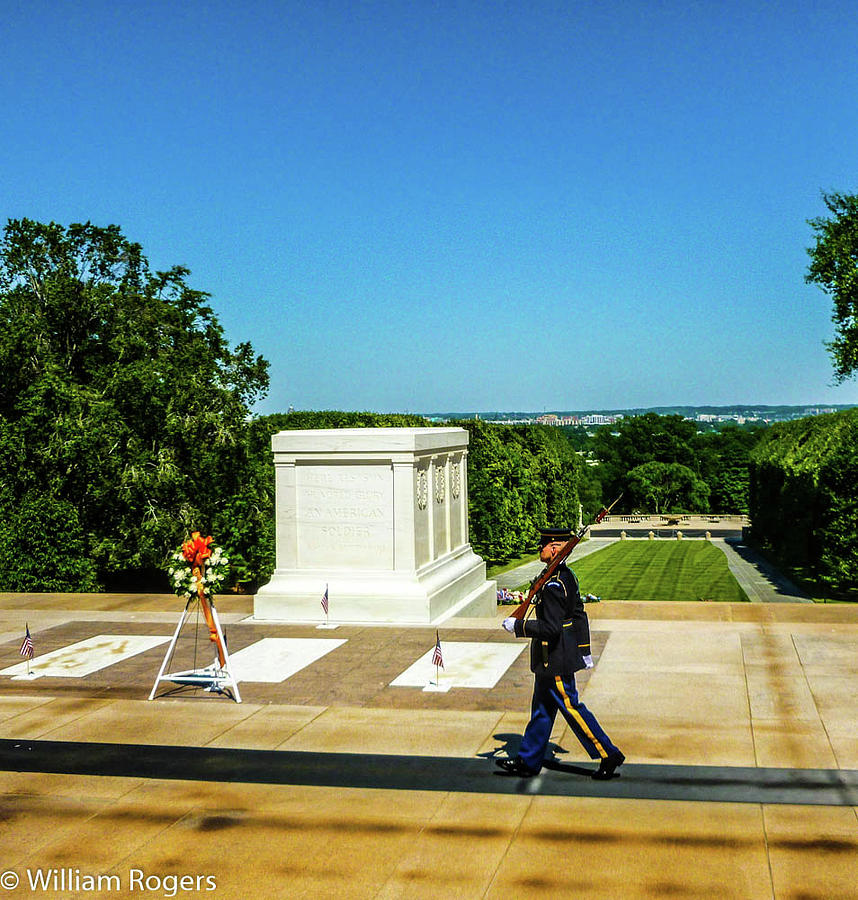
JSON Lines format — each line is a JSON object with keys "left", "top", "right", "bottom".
{"left": 538, "top": 526, "right": 572, "bottom": 546}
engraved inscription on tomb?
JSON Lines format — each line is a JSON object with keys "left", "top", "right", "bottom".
{"left": 297, "top": 465, "right": 393, "bottom": 567}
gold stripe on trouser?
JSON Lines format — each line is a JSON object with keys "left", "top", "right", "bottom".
{"left": 555, "top": 675, "right": 607, "bottom": 759}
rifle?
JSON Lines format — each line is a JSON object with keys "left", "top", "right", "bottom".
{"left": 509, "top": 495, "right": 622, "bottom": 621}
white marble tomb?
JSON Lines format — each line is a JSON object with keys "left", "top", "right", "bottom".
{"left": 253, "top": 427, "right": 497, "bottom": 624}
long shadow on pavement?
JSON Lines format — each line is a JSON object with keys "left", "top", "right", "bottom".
{"left": 2, "top": 738, "right": 856, "bottom": 807}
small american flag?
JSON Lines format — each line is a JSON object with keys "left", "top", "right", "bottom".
{"left": 321, "top": 584, "right": 329, "bottom": 615}
{"left": 20, "top": 625, "right": 34, "bottom": 660}
{"left": 431, "top": 630, "right": 444, "bottom": 669}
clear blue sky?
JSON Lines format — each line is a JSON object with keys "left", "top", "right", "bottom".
{"left": 3, "top": 0, "right": 857, "bottom": 414}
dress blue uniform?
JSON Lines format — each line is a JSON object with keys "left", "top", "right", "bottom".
{"left": 514, "top": 562, "right": 621, "bottom": 771}
{"left": 498, "top": 527, "right": 624, "bottom": 779}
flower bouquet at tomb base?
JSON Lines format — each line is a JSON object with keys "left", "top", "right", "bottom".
{"left": 151, "top": 532, "right": 241, "bottom": 702}
{"left": 167, "top": 532, "right": 230, "bottom": 667}
{"left": 168, "top": 532, "right": 230, "bottom": 601}
{"left": 497, "top": 588, "right": 526, "bottom": 606}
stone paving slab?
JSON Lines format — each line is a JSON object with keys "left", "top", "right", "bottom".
{"left": 0, "top": 595, "right": 857, "bottom": 898}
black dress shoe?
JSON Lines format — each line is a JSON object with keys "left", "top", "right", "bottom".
{"left": 591, "top": 752, "right": 625, "bottom": 780}
{"left": 495, "top": 757, "right": 540, "bottom": 777}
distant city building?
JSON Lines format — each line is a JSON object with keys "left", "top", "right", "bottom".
{"left": 580, "top": 414, "right": 621, "bottom": 426}
{"left": 471, "top": 405, "right": 853, "bottom": 428}
{"left": 535, "top": 414, "right": 591, "bottom": 426}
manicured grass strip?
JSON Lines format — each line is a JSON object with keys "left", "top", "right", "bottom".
{"left": 567, "top": 541, "right": 749, "bottom": 602}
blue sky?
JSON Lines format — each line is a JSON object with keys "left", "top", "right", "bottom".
{"left": 3, "top": 0, "right": 857, "bottom": 414}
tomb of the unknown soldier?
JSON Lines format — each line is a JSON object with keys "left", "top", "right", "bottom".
{"left": 254, "top": 427, "right": 497, "bottom": 624}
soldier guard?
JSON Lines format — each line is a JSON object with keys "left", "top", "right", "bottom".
{"left": 498, "top": 525, "right": 625, "bottom": 779}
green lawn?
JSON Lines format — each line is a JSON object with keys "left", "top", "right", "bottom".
{"left": 559, "top": 541, "right": 749, "bottom": 602}
{"left": 486, "top": 551, "right": 539, "bottom": 579}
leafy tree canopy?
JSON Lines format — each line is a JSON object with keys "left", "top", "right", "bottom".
{"left": 690, "top": 425, "right": 762, "bottom": 514}
{"left": 806, "top": 191, "right": 858, "bottom": 382}
{"left": 592, "top": 413, "right": 698, "bottom": 505}
{"left": 625, "top": 461, "right": 710, "bottom": 514}
{"left": 590, "top": 413, "right": 762, "bottom": 514}
{"left": 0, "top": 218, "right": 269, "bottom": 589}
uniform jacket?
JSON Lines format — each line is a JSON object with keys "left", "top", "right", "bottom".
{"left": 513, "top": 562, "right": 591, "bottom": 677}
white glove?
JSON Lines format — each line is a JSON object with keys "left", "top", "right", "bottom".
{"left": 502, "top": 617, "right": 516, "bottom": 634}
{"left": 582, "top": 654, "right": 594, "bottom": 669}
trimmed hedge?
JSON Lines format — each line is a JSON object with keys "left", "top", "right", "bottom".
{"left": 0, "top": 492, "right": 100, "bottom": 592}
{"left": 453, "top": 420, "right": 583, "bottom": 564}
{"left": 748, "top": 409, "right": 858, "bottom": 597}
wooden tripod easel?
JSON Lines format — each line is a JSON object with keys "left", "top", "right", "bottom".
{"left": 149, "top": 572, "right": 241, "bottom": 703}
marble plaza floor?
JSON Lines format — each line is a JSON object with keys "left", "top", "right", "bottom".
{"left": 0, "top": 591, "right": 857, "bottom": 898}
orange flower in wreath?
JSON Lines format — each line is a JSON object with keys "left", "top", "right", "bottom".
{"left": 182, "top": 532, "right": 213, "bottom": 569}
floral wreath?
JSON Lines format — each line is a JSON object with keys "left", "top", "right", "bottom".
{"left": 167, "top": 532, "right": 229, "bottom": 600}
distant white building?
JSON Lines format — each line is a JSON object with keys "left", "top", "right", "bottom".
{"left": 580, "top": 414, "right": 621, "bottom": 426}
{"left": 534, "top": 414, "right": 580, "bottom": 426}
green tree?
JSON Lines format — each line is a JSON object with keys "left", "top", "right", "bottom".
{"left": 0, "top": 493, "right": 99, "bottom": 591}
{"left": 589, "top": 413, "right": 763, "bottom": 513}
{"left": 806, "top": 191, "right": 858, "bottom": 382}
{"left": 749, "top": 409, "right": 858, "bottom": 597}
{"left": 455, "top": 420, "right": 583, "bottom": 564}
{"left": 592, "top": 413, "right": 698, "bottom": 508}
{"left": 0, "top": 219, "right": 269, "bottom": 590}
{"left": 692, "top": 425, "right": 763, "bottom": 514}
{"left": 625, "top": 461, "right": 710, "bottom": 513}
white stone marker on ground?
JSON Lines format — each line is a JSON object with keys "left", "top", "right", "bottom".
{"left": 225, "top": 637, "right": 347, "bottom": 683}
{"left": 0, "top": 635, "right": 170, "bottom": 680}
{"left": 391, "top": 642, "right": 527, "bottom": 691}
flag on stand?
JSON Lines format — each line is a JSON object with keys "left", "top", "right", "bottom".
{"left": 19, "top": 625, "right": 34, "bottom": 659}
{"left": 321, "top": 584, "right": 329, "bottom": 615}
{"left": 431, "top": 630, "right": 444, "bottom": 669}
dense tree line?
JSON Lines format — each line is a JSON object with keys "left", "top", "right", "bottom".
{"left": 748, "top": 409, "right": 858, "bottom": 598}
{"left": 3, "top": 215, "right": 830, "bottom": 591}
{"left": 592, "top": 413, "right": 762, "bottom": 515}
{"left": 0, "top": 230, "right": 439, "bottom": 599}
{"left": 452, "top": 420, "right": 585, "bottom": 564}
{"left": 0, "top": 231, "right": 763, "bottom": 592}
